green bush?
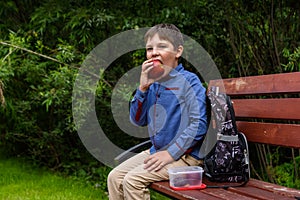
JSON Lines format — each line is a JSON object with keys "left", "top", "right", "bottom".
{"left": 273, "top": 156, "right": 300, "bottom": 189}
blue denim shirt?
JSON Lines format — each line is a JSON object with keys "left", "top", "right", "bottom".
{"left": 130, "top": 64, "right": 207, "bottom": 160}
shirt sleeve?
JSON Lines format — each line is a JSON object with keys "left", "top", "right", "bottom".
{"left": 129, "top": 88, "right": 149, "bottom": 126}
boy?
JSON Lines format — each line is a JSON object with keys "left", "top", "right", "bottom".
{"left": 107, "top": 23, "right": 207, "bottom": 200}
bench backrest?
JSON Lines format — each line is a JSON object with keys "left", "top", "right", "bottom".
{"left": 208, "top": 72, "right": 300, "bottom": 149}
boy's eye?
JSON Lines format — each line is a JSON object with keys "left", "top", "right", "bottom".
{"left": 146, "top": 47, "right": 153, "bottom": 51}
{"left": 158, "top": 45, "right": 167, "bottom": 49}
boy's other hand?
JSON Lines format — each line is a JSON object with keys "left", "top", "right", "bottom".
{"left": 143, "top": 150, "right": 174, "bottom": 172}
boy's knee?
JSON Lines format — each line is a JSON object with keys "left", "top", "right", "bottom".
{"left": 123, "top": 173, "right": 151, "bottom": 199}
{"left": 123, "top": 172, "right": 145, "bottom": 190}
{"left": 107, "top": 169, "right": 119, "bottom": 186}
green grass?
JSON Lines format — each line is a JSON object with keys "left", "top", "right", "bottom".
{"left": 0, "top": 155, "right": 108, "bottom": 200}
{"left": 0, "top": 152, "right": 171, "bottom": 200}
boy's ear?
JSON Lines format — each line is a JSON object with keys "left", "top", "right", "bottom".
{"left": 175, "top": 45, "right": 184, "bottom": 59}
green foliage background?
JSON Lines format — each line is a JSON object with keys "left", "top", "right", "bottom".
{"left": 0, "top": 0, "right": 299, "bottom": 191}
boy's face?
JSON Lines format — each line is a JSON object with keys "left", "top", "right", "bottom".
{"left": 146, "top": 33, "right": 183, "bottom": 71}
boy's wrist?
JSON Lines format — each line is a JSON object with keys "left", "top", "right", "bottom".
{"left": 139, "top": 84, "right": 149, "bottom": 92}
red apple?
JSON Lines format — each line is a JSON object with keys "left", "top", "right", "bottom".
{"left": 148, "top": 60, "right": 164, "bottom": 79}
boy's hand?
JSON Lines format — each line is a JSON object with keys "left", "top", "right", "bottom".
{"left": 139, "top": 59, "right": 161, "bottom": 92}
{"left": 143, "top": 150, "right": 174, "bottom": 172}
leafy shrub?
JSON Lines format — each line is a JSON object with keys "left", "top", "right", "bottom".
{"left": 272, "top": 156, "right": 300, "bottom": 189}
{"left": 282, "top": 47, "right": 300, "bottom": 72}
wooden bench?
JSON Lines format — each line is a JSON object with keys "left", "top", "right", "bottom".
{"left": 116, "top": 72, "right": 300, "bottom": 199}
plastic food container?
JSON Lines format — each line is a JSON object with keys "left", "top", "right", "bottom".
{"left": 168, "top": 166, "right": 206, "bottom": 190}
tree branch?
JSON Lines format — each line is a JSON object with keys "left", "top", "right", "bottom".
{"left": 0, "top": 41, "right": 65, "bottom": 64}
{"left": 0, "top": 41, "right": 112, "bottom": 88}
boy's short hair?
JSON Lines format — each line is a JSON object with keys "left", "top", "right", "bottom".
{"left": 144, "top": 24, "right": 184, "bottom": 49}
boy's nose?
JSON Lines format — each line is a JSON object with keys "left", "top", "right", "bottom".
{"left": 152, "top": 47, "right": 159, "bottom": 56}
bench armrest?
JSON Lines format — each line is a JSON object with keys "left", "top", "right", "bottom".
{"left": 114, "top": 140, "right": 152, "bottom": 165}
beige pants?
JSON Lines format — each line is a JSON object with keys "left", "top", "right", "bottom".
{"left": 107, "top": 150, "right": 202, "bottom": 200}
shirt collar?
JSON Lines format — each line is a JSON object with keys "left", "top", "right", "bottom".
{"left": 169, "top": 63, "right": 184, "bottom": 77}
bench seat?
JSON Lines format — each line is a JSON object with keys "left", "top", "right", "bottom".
{"left": 151, "top": 178, "right": 300, "bottom": 200}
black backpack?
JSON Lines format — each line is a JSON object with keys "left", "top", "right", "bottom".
{"left": 203, "top": 86, "right": 250, "bottom": 186}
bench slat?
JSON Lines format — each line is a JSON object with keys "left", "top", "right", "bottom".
{"left": 233, "top": 98, "right": 300, "bottom": 120}
{"left": 248, "top": 179, "right": 300, "bottom": 198}
{"left": 209, "top": 72, "right": 300, "bottom": 95}
{"left": 237, "top": 121, "right": 300, "bottom": 148}
{"left": 228, "top": 186, "right": 294, "bottom": 200}
{"left": 202, "top": 188, "right": 257, "bottom": 200}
